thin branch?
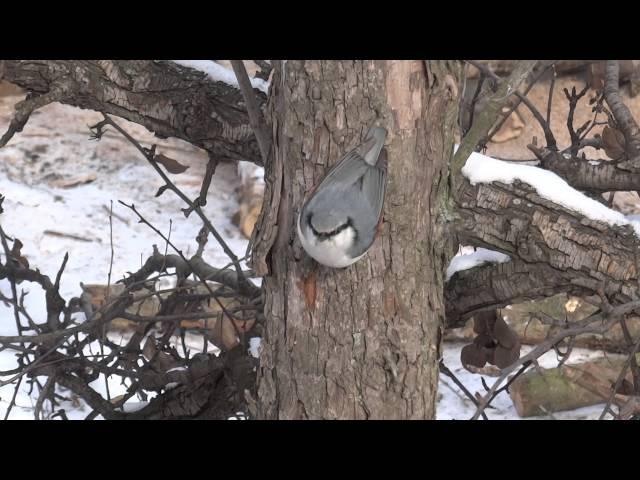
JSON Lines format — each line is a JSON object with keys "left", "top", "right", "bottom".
{"left": 2, "top": 375, "right": 23, "bottom": 420}
{"left": 563, "top": 84, "right": 590, "bottom": 156}
{"left": 618, "top": 316, "right": 640, "bottom": 394}
{"left": 34, "top": 374, "right": 56, "bottom": 420}
{"left": 230, "top": 60, "right": 272, "bottom": 164}
{"left": 598, "top": 333, "right": 640, "bottom": 420}
{"left": 196, "top": 154, "right": 218, "bottom": 207}
{"left": 467, "top": 60, "right": 557, "bottom": 151}
{"left": 119, "top": 202, "right": 247, "bottom": 346}
{"left": 94, "top": 114, "right": 255, "bottom": 295}
{"left": 485, "top": 63, "right": 555, "bottom": 145}
{"left": 453, "top": 60, "right": 539, "bottom": 190}
{"left": 0, "top": 87, "right": 65, "bottom": 148}
{"left": 604, "top": 60, "right": 640, "bottom": 169}
{"left": 439, "top": 360, "right": 488, "bottom": 420}
{"left": 0, "top": 224, "right": 25, "bottom": 337}
{"left": 546, "top": 65, "right": 556, "bottom": 126}
{"left": 463, "top": 73, "right": 485, "bottom": 137}
{"left": 471, "top": 299, "right": 640, "bottom": 419}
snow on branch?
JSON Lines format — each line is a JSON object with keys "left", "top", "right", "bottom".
{"left": 446, "top": 247, "right": 510, "bottom": 281}
{"left": 460, "top": 148, "right": 640, "bottom": 237}
{"left": 172, "top": 60, "right": 269, "bottom": 94}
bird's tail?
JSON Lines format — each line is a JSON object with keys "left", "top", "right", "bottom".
{"left": 359, "top": 126, "right": 387, "bottom": 166}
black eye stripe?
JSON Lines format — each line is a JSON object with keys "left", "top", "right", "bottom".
{"left": 307, "top": 214, "right": 353, "bottom": 240}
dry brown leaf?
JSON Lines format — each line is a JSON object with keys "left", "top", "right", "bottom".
{"left": 494, "top": 317, "right": 519, "bottom": 349}
{"left": 602, "top": 125, "right": 626, "bottom": 160}
{"left": 461, "top": 343, "right": 487, "bottom": 369}
{"left": 10, "top": 238, "right": 29, "bottom": 269}
{"left": 154, "top": 154, "right": 189, "bottom": 174}
{"left": 493, "top": 344, "right": 519, "bottom": 369}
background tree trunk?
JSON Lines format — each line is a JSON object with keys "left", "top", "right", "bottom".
{"left": 252, "top": 60, "right": 463, "bottom": 419}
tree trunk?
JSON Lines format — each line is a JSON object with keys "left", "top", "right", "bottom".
{"left": 251, "top": 60, "right": 463, "bottom": 419}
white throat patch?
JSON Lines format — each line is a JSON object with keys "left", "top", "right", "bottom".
{"left": 297, "top": 214, "right": 365, "bottom": 268}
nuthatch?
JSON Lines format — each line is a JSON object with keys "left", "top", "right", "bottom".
{"left": 297, "top": 126, "right": 387, "bottom": 268}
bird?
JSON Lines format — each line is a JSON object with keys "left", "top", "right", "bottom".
{"left": 296, "top": 126, "right": 387, "bottom": 268}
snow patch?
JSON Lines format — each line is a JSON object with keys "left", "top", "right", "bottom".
{"left": 459, "top": 147, "right": 640, "bottom": 236}
{"left": 249, "top": 337, "right": 262, "bottom": 359}
{"left": 446, "top": 248, "right": 510, "bottom": 281}
{"left": 172, "top": 60, "right": 269, "bottom": 94}
{"left": 237, "top": 161, "right": 265, "bottom": 187}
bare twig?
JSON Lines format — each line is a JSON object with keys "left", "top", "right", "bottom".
{"left": 196, "top": 154, "right": 218, "bottom": 207}
{"left": 467, "top": 60, "right": 557, "bottom": 151}
{"left": 3, "top": 375, "right": 23, "bottom": 420}
{"left": 230, "top": 60, "right": 272, "bottom": 164}
{"left": 453, "top": 61, "right": 539, "bottom": 190}
{"left": 599, "top": 333, "right": 640, "bottom": 420}
{"left": 34, "top": 374, "right": 56, "bottom": 420}
{"left": 0, "top": 224, "right": 25, "bottom": 337}
{"left": 118, "top": 202, "right": 247, "bottom": 345}
{"left": 93, "top": 114, "right": 255, "bottom": 295}
{"left": 439, "top": 360, "right": 488, "bottom": 420}
{"left": 0, "top": 87, "right": 65, "bottom": 148}
{"left": 463, "top": 73, "right": 485, "bottom": 137}
{"left": 485, "top": 63, "right": 555, "bottom": 146}
{"left": 563, "top": 84, "right": 591, "bottom": 156}
{"left": 546, "top": 65, "right": 556, "bottom": 126}
{"left": 471, "top": 299, "right": 640, "bottom": 419}
{"left": 604, "top": 60, "right": 640, "bottom": 169}
{"left": 618, "top": 316, "right": 640, "bottom": 393}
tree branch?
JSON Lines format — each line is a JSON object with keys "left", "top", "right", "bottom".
{"left": 604, "top": 60, "right": 640, "bottom": 171}
{"left": 230, "top": 60, "right": 272, "bottom": 164}
{"left": 453, "top": 61, "right": 539, "bottom": 189}
{"left": 1, "top": 60, "right": 264, "bottom": 165}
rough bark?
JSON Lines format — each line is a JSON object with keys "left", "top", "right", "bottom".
{"left": 251, "top": 60, "right": 462, "bottom": 419}
{"left": 604, "top": 60, "right": 640, "bottom": 170}
{"left": 445, "top": 260, "right": 592, "bottom": 328}
{"left": 542, "top": 151, "right": 640, "bottom": 193}
{"left": 451, "top": 178, "right": 640, "bottom": 320}
{"left": 0, "top": 60, "right": 264, "bottom": 165}
{"left": 7, "top": 59, "right": 640, "bottom": 419}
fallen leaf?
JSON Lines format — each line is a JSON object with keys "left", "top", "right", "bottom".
{"left": 154, "top": 154, "right": 189, "bottom": 174}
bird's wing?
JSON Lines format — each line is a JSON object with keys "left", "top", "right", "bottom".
{"left": 359, "top": 148, "right": 387, "bottom": 222}
{"left": 306, "top": 150, "right": 370, "bottom": 204}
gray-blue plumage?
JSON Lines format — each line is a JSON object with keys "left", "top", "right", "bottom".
{"left": 298, "top": 127, "right": 387, "bottom": 263}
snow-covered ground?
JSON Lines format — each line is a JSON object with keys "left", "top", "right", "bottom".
{"left": 437, "top": 342, "right": 617, "bottom": 420}
{"left": 0, "top": 97, "right": 252, "bottom": 419}
{"left": 0, "top": 91, "right": 617, "bottom": 420}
